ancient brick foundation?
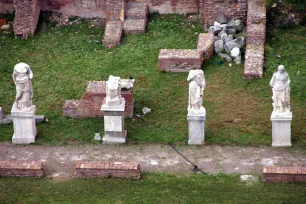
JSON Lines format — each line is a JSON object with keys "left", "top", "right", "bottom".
{"left": 123, "top": 2, "right": 148, "bottom": 34}
{"left": 75, "top": 161, "right": 141, "bottom": 179}
{"left": 63, "top": 81, "right": 134, "bottom": 118}
{"left": 13, "top": 0, "right": 41, "bottom": 39}
{"left": 0, "top": 161, "right": 44, "bottom": 178}
{"left": 262, "top": 166, "right": 306, "bottom": 183}
{"left": 244, "top": 0, "right": 266, "bottom": 78}
{"left": 203, "top": 0, "right": 248, "bottom": 31}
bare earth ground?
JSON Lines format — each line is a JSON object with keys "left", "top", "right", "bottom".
{"left": 0, "top": 142, "right": 305, "bottom": 179}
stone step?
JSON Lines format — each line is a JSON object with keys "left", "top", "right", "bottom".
{"left": 102, "top": 21, "right": 123, "bottom": 48}
{"left": 123, "top": 19, "right": 147, "bottom": 34}
{"left": 125, "top": 2, "right": 148, "bottom": 19}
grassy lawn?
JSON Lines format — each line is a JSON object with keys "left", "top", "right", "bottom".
{"left": 0, "top": 14, "right": 305, "bottom": 146}
{"left": 0, "top": 173, "right": 305, "bottom": 203}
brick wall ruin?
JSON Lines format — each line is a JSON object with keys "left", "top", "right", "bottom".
{"left": 262, "top": 166, "right": 306, "bottom": 183}
{"left": 13, "top": 0, "right": 41, "bottom": 38}
{"left": 0, "top": 161, "right": 44, "bottom": 178}
{"left": 75, "top": 161, "right": 141, "bottom": 179}
{"left": 63, "top": 81, "right": 134, "bottom": 118}
{"left": 203, "top": 0, "right": 248, "bottom": 30}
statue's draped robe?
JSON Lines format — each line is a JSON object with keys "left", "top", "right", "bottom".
{"left": 188, "top": 81, "right": 202, "bottom": 110}
{"left": 15, "top": 73, "right": 33, "bottom": 109}
{"left": 269, "top": 72, "right": 290, "bottom": 110}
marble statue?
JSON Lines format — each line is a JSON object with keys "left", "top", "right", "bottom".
{"left": 269, "top": 65, "right": 292, "bottom": 147}
{"left": 105, "top": 75, "right": 122, "bottom": 106}
{"left": 187, "top": 70, "right": 206, "bottom": 113}
{"left": 269, "top": 65, "right": 291, "bottom": 114}
{"left": 11, "top": 63, "right": 37, "bottom": 144}
{"left": 13, "top": 63, "right": 34, "bottom": 109}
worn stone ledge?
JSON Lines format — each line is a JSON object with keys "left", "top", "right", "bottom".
{"left": 197, "top": 33, "right": 214, "bottom": 61}
{"left": 158, "top": 49, "right": 202, "bottom": 72}
{"left": 102, "top": 21, "right": 123, "bottom": 48}
{"left": 0, "top": 160, "right": 44, "bottom": 178}
{"left": 263, "top": 166, "right": 306, "bottom": 183}
{"left": 75, "top": 161, "right": 141, "bottom": 179}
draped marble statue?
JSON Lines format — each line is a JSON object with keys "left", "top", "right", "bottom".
{"left": 187, "top": 70, "right": 206, "bottom": 114}
{"left": 13, "top": 63, "right": 34, "bottom": 109}
{"left": 269, "top": 65, "right": 291, "bottom": 114}
{"left": 105, "top": 75, "right": 122, "bottom": 106}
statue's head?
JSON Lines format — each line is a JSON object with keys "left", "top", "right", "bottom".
{"left": 187, "top": 70, "right": 204, "bottom": 86}
{"left": 14, "top": 62, "right": 30, "bottom": 74}
{"left": 278, "top": 65, "right": 285, "bottom": 74}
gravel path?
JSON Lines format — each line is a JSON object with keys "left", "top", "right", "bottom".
{"left": 0, "top": 142, "right": 305, "bottom": 179}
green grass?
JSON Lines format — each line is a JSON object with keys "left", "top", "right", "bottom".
{"left": 0, "top": 14, "right": 305, "bottom": 146}
{"left": 0, "top": 173, "right": 306, "bottom": 203}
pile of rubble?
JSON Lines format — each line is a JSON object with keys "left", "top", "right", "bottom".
{"left": 208, "top": 15, "right": 246, "bottom": 64}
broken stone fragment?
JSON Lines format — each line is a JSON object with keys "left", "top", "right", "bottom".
{"left": 1, "top": 24, "right": 10, "bottom": 30}
{"left": 224, "top": 37, "right": 245, "bottom": 53}
{"left": 234, "top": 20, "right": 244, "bottom": 32}
{"left": 230, "top": 47, "right": 241, "bottom": 58}
{"left": 218, "top": 53, "right": 232, "bottom": 62}
{"left": 227, "top": 28, "right": 236, "bottom": 35}
{"left": 214, "top": 39, "right": 224, "bottom": 53}
{"left": 218, "top": 26, "right": 227, "bottom": 37}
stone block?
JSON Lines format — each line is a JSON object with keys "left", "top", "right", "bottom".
{"left": 102, "top": 21, "right": 123, "bottom": 48}
{"left": 187, "top": 109, "right": 206, "bottom": 145}
{"left": 11, "top": 105, "right": 37, "bottom": 144}
{"left": 101, "top": 99, "right": 126, "bottom": 144}
{"left": 271, "top": 112, "right": 292, "bottom": 147}
{"left": 244, "top": 44, "right": 264, "bottom": 79}
{"left": 197, "top": 33, "right": 214, "bottom": 60}
{"left": 123, "top": 19, "right": 146, "bottom": 34}
{"left": 158, "top": 49, "right": 202, "bottom": 72}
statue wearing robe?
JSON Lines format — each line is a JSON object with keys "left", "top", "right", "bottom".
{"left": 13, "top": 63, "right": 34, "bottom": 109}
{"left": 187, "top": 70, "right": 206, "bottom": 113}
{"left": 269, "top": 65, "right": 290, "bottom": 114}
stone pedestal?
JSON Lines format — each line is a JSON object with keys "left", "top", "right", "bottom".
{"left": 101, "top": 99, "right": 127, "bottom": 144}
{"left": 187, "top": 108, "right": 206, "bottom": 145}
{"left": 270, "top": 112, "right": 292, "bottom": 147}
{"left": 11, "top": 105, "right": 37, "bottom": 144}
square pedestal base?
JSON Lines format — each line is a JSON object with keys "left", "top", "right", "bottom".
{"left": 11, "top": 105, "right": 37, "bottom": 144}
{"left": 271, "top": 112, "right": 292, "bottom": 147}
{"left": 103, "top": 131, "right": 127, "bottom": 144}
{"left": 187, "top": 109, "right": 206, "bottom": 145}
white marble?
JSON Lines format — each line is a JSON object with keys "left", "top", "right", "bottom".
{"left": 269, "top": 65, "right": 292, "bottom": 147}
{"left": 271, "top": 112, "right": 292, "bottom": 147}
{"left": 187, "top": 70, "right": 206, "bottom": 114}
{"left": 11, "top": 63, "right": 37, "bottom": 144}
{"left": 105, "top": 75, "right": 122, "bottom": 106}
{"left": 11, "top": 105, "right": 37, "bottom": 144}
{"left": 187, "top": 109, "right": 206, "bottom": 145}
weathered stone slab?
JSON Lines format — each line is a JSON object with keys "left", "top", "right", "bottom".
{"left": 271, "top": 112, "right": 292, "bottom": 147}
{"left": 263, "top": 166, "right": 306, "bottom": 183}
{"left": 244, "top": 43, "right": 264, "bottom": 78}
{"left": 197, "top": 33, "right": 214, "bottom": 60}
{"left": 123, "top": 19, "right": 146, "bottom": 34}
{"left": 158, "top": 49, "right": 202, "bottom": 72}
{"left": 102, "top": 21, "right": 123, "bottom": 48}
{"left": 187, "top": 110, "right": 206, "bottom": 145}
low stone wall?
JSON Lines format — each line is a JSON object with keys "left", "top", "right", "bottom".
{"left": 63, "top": 81, "right": 134, "bottom": 118}
{"left": 0, "top": 160, "right": 44, "bottom": 178}
{"left": 102, "top": 21, "right": 123, "bottom": 48}
{"left": 262, "top": 166, "right": 306, "bottom": 183}
{"left": 158, "top": 49, "right": 202, "bottom": 72}
{"left": 75, "top": 161, "right": 141, "bottom": 179}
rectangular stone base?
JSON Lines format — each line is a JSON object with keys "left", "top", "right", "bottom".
{"left": 11, "top": 105, "right": 37, "bottom": 144}
{"left": 187, "top": 109, "right": 206, "bottom": 145}
{"left": 271, "top": 112, "right": 292, "bottom": 147}
{"left": 103, "top": 131, "right": 127, "bottom": 144}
